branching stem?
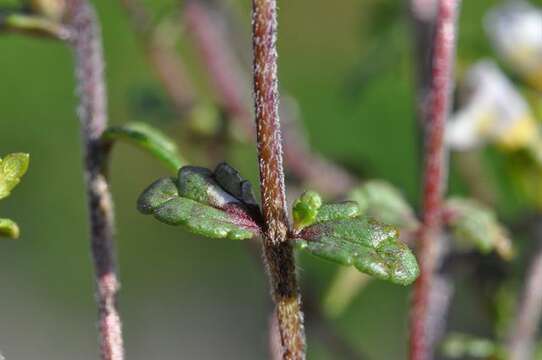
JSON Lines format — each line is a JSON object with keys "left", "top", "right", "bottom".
{"left": 409, "top": 1, "right": 460, "bottom": 360}
{"left": 252, "top": 0, "right": 305, "bottom": 358}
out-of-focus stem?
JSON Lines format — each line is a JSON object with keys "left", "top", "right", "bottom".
{"left": 185, "top": 0, "right": 252, "bottom": 127}
{"left": 251, "top": 0, "right": 305, "bottom": 358}
{"left": 409, "top": 1, "right": 460, "bottom": 360}
{"left": 507, "top": 217, "right": 542, "bottom": 360}
{"left": 184, "top": 0, "right": 356, "bottom": 198}
{"left": 118, "top": 0, "right": 195, "bottom": 114}
{"left": 67, "top": 1, "right": 124, "bottom": 359}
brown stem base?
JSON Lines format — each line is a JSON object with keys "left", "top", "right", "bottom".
{"left": 263, "top": 241, "right": 305, "bottom": 360}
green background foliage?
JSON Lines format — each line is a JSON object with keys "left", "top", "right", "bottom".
{"left": 0, "top": 0, "right": 541, "bottom": 359}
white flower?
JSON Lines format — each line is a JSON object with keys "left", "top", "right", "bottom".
{"left": 485, "top": 1, "right": 542, "bottom": 90}
{"left": 447, "top": 60, "right": 537, "bottom": 150}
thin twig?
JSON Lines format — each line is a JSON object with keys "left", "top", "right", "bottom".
{"left": 184, "top": 0, "right": 356, "bottom": 198}
{"left": 409, "top": 1, "right": 460, "bottom": 360}
{"left": 118, "top": 0, "right": 195, "bottom": 114}
{"left": 252, "top": 0, "right": 305, "bottom": 358}
{"left": 507, "top": 216, "right": 542, "bottom": 360}
{"left": 185, "top": 0, "right": 252, "bottom": 128}
{"left": 66, "top": 1, "right": 124, "bottom": 359}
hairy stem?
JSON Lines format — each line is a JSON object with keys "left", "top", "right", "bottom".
{"left": 409, "top": 1, "right": 460, "bottom": 359}
{"left": 252, "top": 0, "right": 305, "bottom": 358}
{"left": 508, "top": 217, "right": 542, "bottom": 360}
{"left": 67, "top": 1, "right": 124, "bottom": 359}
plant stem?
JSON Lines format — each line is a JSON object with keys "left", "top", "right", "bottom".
{"left": 508, "top": 216, "right": 542, "bottom": 360}
{"left": 67, "top": 1, "right": 124, "bottom": 359}
{"left": 185, "top": 0, "right": 252, "bottom": 129}
{"left": 251, "top": 0, "right": 305, "bottom": 358}
{"left": 409, "top": 1, "right": 460, "bottom": 360}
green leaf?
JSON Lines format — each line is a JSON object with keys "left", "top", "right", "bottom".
{"left": 314, "top": 202, "right": 361, "bottom": 223}
{"left": 291, "top": 191, "right": 361, "bottom": 231}
{"left": 441, "top": 333, "right": 503, "bottom": 359}
{"left": 292, "top": 191, "right": 322, "bottom": 230}
{"left": 1, "top": 13, "right": 70, "bottom": 40}
{"left": 0, "top": 153, "right": 30, "bottom": 200}
{"left": 0, "top": 218, "right": 19, "bottom": 239}
{"left": 177, "top": 166, "right": 235, "bottom": 208}
{"left": 349, "top": 180, "right": 419, "bottom": 231}
{"left": 103, "top": 122, "right": 184, "bottom": 173}
{"left": 295, "top": 217, "right": 419, "bottom": 285}
{"left": 137, "top": 163, "right": 261, "bottom": 240}
{"left": 445, "top": 197, "right": 514, "bottom": 260}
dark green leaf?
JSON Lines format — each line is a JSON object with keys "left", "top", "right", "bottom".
{"left": 137, "top": 163, "right": 261, "bottom": 240}
{"left": 214, "top": 162, "right": 257, "bottom": 205}
{"left": 136, "top": 177, "right": 178, "bottom": 215}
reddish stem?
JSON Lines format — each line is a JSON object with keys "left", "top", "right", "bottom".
{"left": 409, "top": 1, "right": 460, "bottom": 360}
{"left": 251, "top": 0, "right": 305, "bottom": 358}
{"left": 67, "top": 1, "right": 124, "bottom": 359}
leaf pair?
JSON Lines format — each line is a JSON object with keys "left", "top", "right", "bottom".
{"left": 0, "top": 153, "right": 29, "bottom": 239}
{"left": 138, "top": 164, "right": 420, "bottom": 286}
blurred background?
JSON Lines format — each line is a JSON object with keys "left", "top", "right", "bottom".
{"left": 1, "top": 0, "right": 542, "bottom": 359}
